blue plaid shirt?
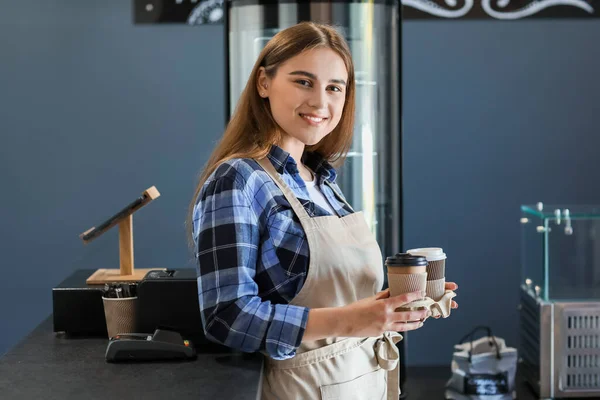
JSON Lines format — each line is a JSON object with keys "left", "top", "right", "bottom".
{"left": 192, "top": 145, "right": 354, "bottom": 360}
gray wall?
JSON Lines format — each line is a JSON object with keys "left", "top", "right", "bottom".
{"left": 403, "top": 20, "right": 600, "bottom": 365}
{"left": 2, "top": 1, "right": 600, "bottom": 370}
{"left": 0, "top": 1, "right": 224, "bottom": 355}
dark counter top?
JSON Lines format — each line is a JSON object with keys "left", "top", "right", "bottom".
{"left": 1, "top": 316, "right": 541, "bottom": 400}
{"left": 0, "top": 316, "right": 263, "bottom": 400}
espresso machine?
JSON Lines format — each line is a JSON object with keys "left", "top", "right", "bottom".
{"left": 224, "top": 0, "right": 405, "bottom": 392}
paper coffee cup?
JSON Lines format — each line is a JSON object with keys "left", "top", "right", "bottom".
{"left": 385, "top": 253, "right": 428, "bottom": 301}
{"left": 102, "top": 296, "right": 138, "bottom": 339}
{"left": 407, "top": 247, "right": 446, "bottom": 300}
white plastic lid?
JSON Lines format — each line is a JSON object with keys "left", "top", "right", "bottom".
{"left": 406, "top": 247, "right": 446, "bottom": 261}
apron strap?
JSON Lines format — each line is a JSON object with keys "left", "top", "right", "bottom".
{"left": 375, "top": 331, "right": 403, "bottom": 400}
{"left": 256, "top": 157, "right": 312, "bottom": 223}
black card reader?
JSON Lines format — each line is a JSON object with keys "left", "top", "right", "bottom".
{"left": 105, "top": 328, "right": 196, "bottom": 362}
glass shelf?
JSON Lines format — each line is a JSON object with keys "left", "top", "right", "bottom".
{"left": 522, "top": 204, "right": 600, "bottom": 219}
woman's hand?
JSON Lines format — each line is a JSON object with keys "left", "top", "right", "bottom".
{"left": 446, "top": 281, "right": 459, "bottom": 309}
{"left": 340, "top": 289, "right": 430, "bottom": 337}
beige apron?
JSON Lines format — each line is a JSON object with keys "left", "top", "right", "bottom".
{"left": 257, "top": 158, "right": 402, "bottom": 400}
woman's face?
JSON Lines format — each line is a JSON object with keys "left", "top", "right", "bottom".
{"left": 258, "top": 47, "right": 348, "bottom": 147}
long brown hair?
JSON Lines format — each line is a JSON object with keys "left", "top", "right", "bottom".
{"left": 186, "top": 21, "right": 356, "bottom": 247}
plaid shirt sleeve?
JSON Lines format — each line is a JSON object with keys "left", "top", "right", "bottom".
{"left": 193, "top": 171, "right": 309, "bottom": 360}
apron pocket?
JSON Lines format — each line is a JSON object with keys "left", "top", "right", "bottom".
{"left": 319, "top": 368, "right": 386, "bottom": 400}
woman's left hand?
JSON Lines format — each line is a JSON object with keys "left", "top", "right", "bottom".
{"left": 433, "top": 281, "right": 458, "bottom": 319}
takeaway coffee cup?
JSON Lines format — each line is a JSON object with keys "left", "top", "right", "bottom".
{"left": 102, "top": 296, "right": 138, "bottom": 339}
{"left": 407, "top": 247, "right": 447, "bottom": 301}
{"left": 385, "top": 253, "right": 428, "bottom": 303}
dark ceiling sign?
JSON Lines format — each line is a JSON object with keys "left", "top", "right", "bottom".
{"left": 133, "top": 0, "right": 599, "bottom": 23}
{"left": 134, "top": 0, "right": 224, "bottom": 25}
{"left": 403, "top": 0, "right": 598, "bottom": 19}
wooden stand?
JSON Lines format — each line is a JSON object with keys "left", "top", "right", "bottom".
{"left": 81, "top": 186, "right": 163, "bottom": 284}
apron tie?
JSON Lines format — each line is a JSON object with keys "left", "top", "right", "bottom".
{"left": 374, "top": 331, "right": 403, "bottom": 371}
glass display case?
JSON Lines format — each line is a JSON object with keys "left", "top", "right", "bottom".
{"left": 521, "top": 203, "right": 600, "bottom": 301}
{"left": 519, "top": 202, "right": 600, "bottom": 399}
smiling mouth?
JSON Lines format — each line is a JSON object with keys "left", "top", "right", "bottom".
{"left": 299, "top": 113, "right": 328, "bottom": 124}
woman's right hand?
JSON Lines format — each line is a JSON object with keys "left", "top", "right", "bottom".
{"left": 341, "top": 289, "right": 430, "bottom": 337}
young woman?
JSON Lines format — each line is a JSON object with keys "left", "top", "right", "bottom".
{"left": 189, "top": 21, "right": 458, "bottom": 400}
